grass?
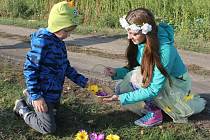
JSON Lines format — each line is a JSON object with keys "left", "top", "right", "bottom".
{"left": 0, "top": 58, "right": 208, "bottom": 139}
{"left": 0, "top": 17, "right": 47, "bottom": 29}
{"left": 175, "top": 34, "right": 210, "bottom": 54}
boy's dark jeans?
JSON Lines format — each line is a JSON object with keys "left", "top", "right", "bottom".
{"left": 23, "top": 102, "right": 58, "bottom": 134}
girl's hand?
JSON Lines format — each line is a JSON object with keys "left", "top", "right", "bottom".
{"left": 32, "top": 97, "right": 48, "bottom": 112}
{"left": 104, "top": 67, "right": 116, "bottom": 77}
{"left": 102, "top": 95, "right": 119, "bottom": 103}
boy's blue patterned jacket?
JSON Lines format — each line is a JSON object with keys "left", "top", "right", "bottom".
{"left": 24, "top": 28, "right": 88, "bottom": 103}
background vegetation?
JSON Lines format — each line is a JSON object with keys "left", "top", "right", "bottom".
{"left": 0, "top": 0, "right": 209, "bottom": 40}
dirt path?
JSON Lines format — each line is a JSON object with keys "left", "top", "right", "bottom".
{"left": 0, "top": 24, "right": 210, "bottom": 91}
{"left": 0, "top": 24, "right": 210, "bottom": 131}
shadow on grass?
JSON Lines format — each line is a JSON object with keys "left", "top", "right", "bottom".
{"left": 0, "top": 107, "right": 39, "bottom": 139}
{"left": 0, "top": 102, "right": 137, "bottom": 139}
{"left": 54, "top": 93, "right": 210, "bottom": 138}
{"left": 54, "top": 102, "right": 138, "bottom": 138}
{"left": 1, "top": 95, "right": 209, "bottom": 139}
{"left": 189, "top": 93, "right": 210, "bottom": 122}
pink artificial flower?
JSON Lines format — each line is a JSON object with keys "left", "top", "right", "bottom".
{"left": 89, "top": 132, "right": 105, "bottom": 140}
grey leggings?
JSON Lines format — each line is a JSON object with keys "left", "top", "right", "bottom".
{"left": 23, "top": 102, "right": 58, "bottom": 134}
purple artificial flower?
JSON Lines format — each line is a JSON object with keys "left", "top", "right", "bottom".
{"left": 89, "top": 132, "right": 105, "bottom": 140}
{"left": 96, "top": 91, "right": 108, "bottom": 97}
{"left": 89, "top": 132, "right": 97, "bottom": 140}
{"left": 97, "top": 133, "right": 105, "bottom": 140}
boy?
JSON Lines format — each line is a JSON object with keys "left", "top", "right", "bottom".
{"left": 13, "top": 1, "right": 89, "bottom": 134}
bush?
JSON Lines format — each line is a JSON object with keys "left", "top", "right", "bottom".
{"left": 6, "top": 0, "right": 34, "bottom": 19}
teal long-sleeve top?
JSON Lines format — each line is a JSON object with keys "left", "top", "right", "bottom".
{"left": 112, "top": 23, "right": 187, "bottom": 105}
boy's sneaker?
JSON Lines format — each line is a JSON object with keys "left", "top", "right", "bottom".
{"left": 13, "top": 98, "right": 30, "bottom": 118}
{"left": 134, "top": 109, "right": 163, "bottom": 127}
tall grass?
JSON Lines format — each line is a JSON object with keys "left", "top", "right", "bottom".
{"left": 0, "top": 0, "right": 60, "bottom": 18}
{"left": 77, "top": 0, "right": 210, "bottom": 40}
{"left": 0, "top": 0, "right": 209, "bottom": 40}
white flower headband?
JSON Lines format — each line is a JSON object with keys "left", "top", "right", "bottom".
{"left": 119, "top": 15, "right": 152, "bottom": 34}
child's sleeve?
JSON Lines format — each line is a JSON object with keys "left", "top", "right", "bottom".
{"left": 23, "top": 45, "right": 45, "bottom": 101}
{"left": 65, "top": 61, "right": 88, "bottom": 88}
{"left": 111, "top": 67, "right": 130, "bottom": 80}
{"left": 118, "top": 44, "right": 176, "bottom": 105}
{"left": 118, "top": 66, "right": 166, "bottom": 105}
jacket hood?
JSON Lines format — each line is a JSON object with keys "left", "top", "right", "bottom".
{"left": 158, "top": 23, "right": 174, "bottom": 45}
{"left": 30, "top": 28, "right": 60, "bottom": 47}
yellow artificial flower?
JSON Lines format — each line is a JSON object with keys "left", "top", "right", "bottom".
{"left": 106, "top": 134, "right": 120, "bottom": 140}
{"left": 75, "top": 130, "right": 89, "bottom": 140}
{"left": 87, "top": 84, "right": 100, "bottom": 94}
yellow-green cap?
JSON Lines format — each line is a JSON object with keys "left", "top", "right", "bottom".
{"left": 48, "top": 1, "right": 79, "bottom": 33}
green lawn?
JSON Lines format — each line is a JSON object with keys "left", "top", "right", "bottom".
{"left": 0, "top": 59, "right": 208, "bottom": 139}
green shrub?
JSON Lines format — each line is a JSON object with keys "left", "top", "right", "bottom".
{"left": 11, "top": 0, "right": 34, "bottom": 18}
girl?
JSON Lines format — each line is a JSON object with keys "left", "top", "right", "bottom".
{"left": 103, "top": 8, "right": 206, "bottom": 127}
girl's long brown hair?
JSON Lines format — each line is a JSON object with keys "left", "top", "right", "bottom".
{"left": 125, "top": 8, "right": 171, "bottom": 88}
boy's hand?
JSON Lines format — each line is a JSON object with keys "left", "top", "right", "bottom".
{"left": 104, "top": 67, "right": 116, "bottom": 77}
{"left": 32, "top": 97, "right": 48, "bottom": 112}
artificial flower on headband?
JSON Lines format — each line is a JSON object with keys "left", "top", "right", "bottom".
{"left": 119, "top": 15, "right": 152, "bottom": 34}
{"left": 119, "top": 16, "right": 130, "bottom": 30}
{"left": 141, "top": 23, "right": 152, "bottom": 34}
